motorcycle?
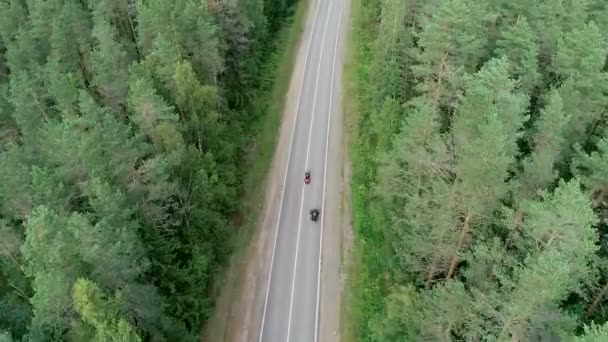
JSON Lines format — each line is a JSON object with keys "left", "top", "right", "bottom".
{"left": 310, "top": 209, "right": 320, "bottom": 222}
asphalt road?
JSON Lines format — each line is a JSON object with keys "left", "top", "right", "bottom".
{"left": 258, "top": 0, "right": 344, "bottom": 341}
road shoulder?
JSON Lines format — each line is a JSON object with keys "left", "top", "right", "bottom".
{"left": 319, "top": 0, "right": 352, "bottom": 340}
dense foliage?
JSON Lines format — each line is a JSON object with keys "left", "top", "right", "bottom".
{"left": 0, "top": 0, "right": 297, "bottom": 340}
{"left": 349, "top": 0, "right": 608, "bottom": 340}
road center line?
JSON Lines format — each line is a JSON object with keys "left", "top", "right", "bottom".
{"left": 314, "top": 0, "right": 344, "bottom": 340}
{"left": 286, "top": 1, "right": 334, "bottom": 341}
{"left": 258, "top": 0, "right": 323, "bottom": 340}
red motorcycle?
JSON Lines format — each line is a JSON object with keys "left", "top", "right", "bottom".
{"left": 304, "top": 171, "right": 311, "bottom": 184}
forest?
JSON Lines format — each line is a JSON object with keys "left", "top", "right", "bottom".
{"left": 348, "top": 0, "right": 608, "bottom": 340}
{"left": 0, "top": 0, "right": 297, "bottom": 340}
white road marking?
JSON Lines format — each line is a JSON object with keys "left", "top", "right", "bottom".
{"left": 258, "top": 0, "right": 323, "bottom": 340}
{"left": 286, "top": 1, "right": 334, "bottom": 341}
{"left": 315, "top": 0, "right": 344, "bottom": 340}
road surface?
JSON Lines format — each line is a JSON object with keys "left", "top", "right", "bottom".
{"left": 259, "top": 0, "right": 345, "bottom": 341}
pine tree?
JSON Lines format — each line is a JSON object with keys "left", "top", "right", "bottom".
{"left": 0, "top": 145, "right": 32, "bottom": 220}
{"left": 22, "top": 0, "right": 61, "bottom": 61}
{"left": 495, "top": 15, "right": 540, "bottom": 94}
{"left": 0, "top": 332, "right": 13, "bottom": 342}
{"left": 127, "top": 75, "right": 180, "bottom": 145}
{"left": 490, "top": 0, "right": 537, "bottom": 22}
{"left": 370, "top": 0, "right": 411, "bottom": 108}
{"left": 555, "top": 22, "right": 606, "bottom": 81}
{"left": 4, "top": 28, "right": 45, "bottom": 75}
{"left": 94, "top": 0, "right": 140, "bottom": 58}
{"left": 46, "top": 58, "right": 82, "bottom": 117}
{"left": 533, "top": 0, "right": 566, "bottom": 64}
{"left": 76, "top": 178, "right": 149, "bottom": 290}
{"left": 172, "top": 61, "right": 220, "bottom": 151}
{"left": 21, "top": 206, "right": 86, "bottom": 340}
{"left": 519, "top": 90, "right": 569, "bottom": 198}
{"left": 72, "top": 278, "right": 141, "bottom": 342}
{"left": 0, "top": 84, "right": 17, "bottom": 147}
{"left": 380, "top": 281, "right": 481, "bottom": 341}
{"left": 49, "top": 1, "right": 92, "bottom": 79}
{"left": 242, "top": 0, "right": 267, "bottom": 43}
{"left": 134, "top": 0, "right": 175, "bottom": 55}
{"left": 412, "top": 0, "right": 488, "bottom": 112}
{"left": 588, "top": 0, "right": 608, "bottom": 33}
{"left": 444, "top": 57, "right": 527, "bottom": 279}
{"left": 138, "top": 33, "right": 182, "bottom": 93}
{"left": 377, "top": 59, "right": 527, "bottom": 285}
{"left": 135, "top": 0, "right": 223, "bottom": 82}
{"left": 376, "top": 98, "right": 452, "bottom": 284}
{"left": 214, "top": 1, "right": 256, "bottom": 107}
{"left": 91, "top": 3, "right": 130, "bottom": 113}
{"left": 0, "top": 0, "right": 26, "bottom": 47}
{"left": 575, "top": 322, "right": 608, "bottom": 341}
{"left": 8, "top": 69, "right": 53, "bottom": 145}
{"left": 562, "top": 0, "right": 590, "bottom": 33}
{"left": 555, "top": 22, "right": 608, "bottom": 153}
{"left": 572, "top": 132, "right": 608, "bottom": 206}
{"left": 493, "top": 180, "right": 598, "bottom": 340}
{"left": 0, "top": 220, "right": 31, "bottom": 339}
{"left": 0, "top": 41, "right": 6, "bottom": 82}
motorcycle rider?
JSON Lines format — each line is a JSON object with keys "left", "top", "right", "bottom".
{"left": 310, "top": 208, "right": 320, "bottom": 222}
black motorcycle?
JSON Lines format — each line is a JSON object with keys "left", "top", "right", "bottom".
{"left": 310, "top": 209, "right": 320, "bottom": 222}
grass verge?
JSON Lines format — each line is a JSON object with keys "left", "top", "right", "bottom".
{"left": 341, "top": 0, "right": 363, "bottom": 339}
{"left": 342, "top": 0, "right": 389, "bottom": 340}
